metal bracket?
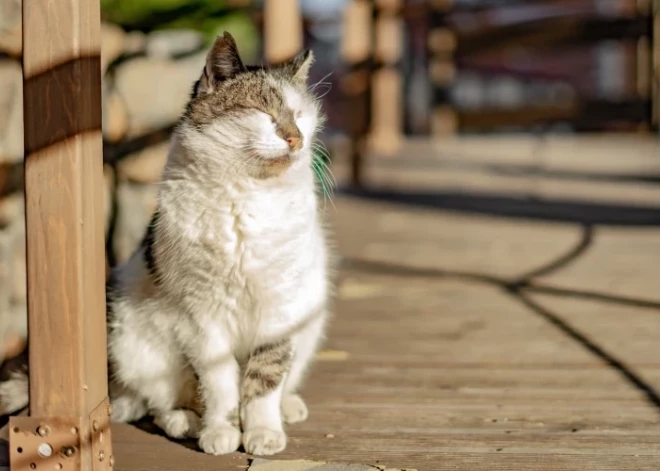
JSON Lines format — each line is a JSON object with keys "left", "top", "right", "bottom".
{"left": 89, "top": 397, "right": 113, "bottom": 471}
{"left": 9, "top": 416, "right": 82, "bottom": 471}
{"left": 8, "top": 397, "right": 113, "bottom": 471}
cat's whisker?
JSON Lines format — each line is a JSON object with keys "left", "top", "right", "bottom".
{"left": 309, "top": 71, "right": 334, "bottom": 93}
{"left": 316, "top": 88, "right": 332, "bottom": 100}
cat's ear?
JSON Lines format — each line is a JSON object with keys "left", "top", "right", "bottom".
{"left": 198, "top": 32, "right": 245, "bottom": 94}
{"left": 284, "top": 50, "right": 314, "bottom": 83}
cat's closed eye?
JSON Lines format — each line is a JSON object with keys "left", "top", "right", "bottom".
{"left": 255, "top": 109, "right": 277, "bottom": 123}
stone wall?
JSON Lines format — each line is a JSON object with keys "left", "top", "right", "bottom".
{"left": 0, "top": 0, "right": 216, "bottom": 359}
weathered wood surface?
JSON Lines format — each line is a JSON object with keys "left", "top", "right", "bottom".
{"left": 21, "top": 0, "right": 110, "bottom": 468}
{"left": 110, "top": 181, "right": 660, "bottom": 470}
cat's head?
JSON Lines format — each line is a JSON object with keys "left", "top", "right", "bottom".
{"left": 179, "top": 32, "right": 323, "bottom": 179}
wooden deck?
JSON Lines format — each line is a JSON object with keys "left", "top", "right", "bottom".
{"left": 107, "top": 176, "right": 659, "bottom": 470}
{"left": 2, "top": 136, "right": 659, "bottom": 470}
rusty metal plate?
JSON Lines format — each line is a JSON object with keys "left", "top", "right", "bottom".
{"left": 89, "top": 397, "right": 113, "bottom": 470}
{"left": 9, "top": 416, "right": 82, "bottom": 471}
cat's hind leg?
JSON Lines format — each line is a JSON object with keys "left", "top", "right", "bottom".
{"left": 152, "top": 366, "right": 201, "bottom": 439}
{"left": 110, "top": 320, "right": 200, "bottom": 439}
{"left": 153, "top": 409, "right": 201, "bottom": 439}
{"left": 109, "top": 380, "right": 148, "bottom": 423}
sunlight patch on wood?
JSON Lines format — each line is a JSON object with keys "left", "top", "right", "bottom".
{"left": 339, "top": 280, "right": 384, "bottom": 299}
{"left": 315, "top": 349, "right": 350, "bottom": 361}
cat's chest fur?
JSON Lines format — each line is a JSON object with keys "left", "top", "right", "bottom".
{"left": 158, "top": 175, "right": 326, "bottom": 342}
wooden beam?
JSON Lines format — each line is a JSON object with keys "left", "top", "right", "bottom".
{"left": 11, "top": 0, "right": 112, "bottom": 470}
{"left": 263, "top": 0, "right": 303, "bottom": 64}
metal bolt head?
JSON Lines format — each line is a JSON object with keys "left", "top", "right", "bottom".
{"left": 62, "top": 446, "right": 76, "bottom": 457}
{"left": 37, "top": 443, "right": 53, "bottom": 457}
{"left": 37, "top": 425, "right": 50, "bottom": 437}
{"left": 99, "top": 450, "right": 105, "bottom": 461}
{"left": 92, "top": 420, "right": 99, "bottom": 432}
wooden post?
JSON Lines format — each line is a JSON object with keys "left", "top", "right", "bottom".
{"left": 264, "top": 0, "right": 303, "bottom": 64}
{"left": 341, "top": 0, "right": 373, "bottom": 186}
{"left": 369, "top": 0, "right": 404, "bottom": 156}
{"left": 429, "top": 0, "right": 458, "bottom": 136}
{"left": 10, "top": 0, "right": 112, "bottom": 470}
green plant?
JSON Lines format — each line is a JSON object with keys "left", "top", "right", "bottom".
{"left": 101, "top": 0, "right": 259, "bottom": 61}
{"left": 311, "top": 144, "right": 335, "bottom": 201}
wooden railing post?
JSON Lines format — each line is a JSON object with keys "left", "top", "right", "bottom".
{"left": 369, "top": 0, "right": 404, "bottom": 156}
{"left": 10, "top": 0, "right": 112, "bottom": 470}
{"left": 341, "top": 0, "right": 374, "bottom": 186}
{"left": 429, "top": 0, "right": 458, "bottom": 136}
{"left": 264, "top": 0, "right": 303, "bottom": 64}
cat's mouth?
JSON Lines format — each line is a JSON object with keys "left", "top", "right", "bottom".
{"left": 262, "top": 154, "right": 292, "bottom": 166}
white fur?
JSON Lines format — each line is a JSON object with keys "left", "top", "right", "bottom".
{"left": 107, "top": 80, "right": 329, "bottom": 456}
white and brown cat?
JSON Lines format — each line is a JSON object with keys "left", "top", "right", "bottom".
{"left": 0, "top": 32, "right": 333, "bottom": 457}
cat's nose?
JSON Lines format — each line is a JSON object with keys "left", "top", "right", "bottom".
{"left": 286, "top": 136, "right": 300, "bottom": 150}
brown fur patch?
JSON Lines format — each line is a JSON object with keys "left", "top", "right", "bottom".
{"left": 242, "top": 340, "right": 292, "bottom": 403}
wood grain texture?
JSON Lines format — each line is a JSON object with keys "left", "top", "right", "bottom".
{"left": 22, "top": 0, "right": 108, "bottom": 427}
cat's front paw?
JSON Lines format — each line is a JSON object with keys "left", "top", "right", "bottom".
{"left": 281, "top": 394, "right": 308, "bottom": 424}
{"left": 154, "top": 409, "right": 201, "bottom": 439}
{"left": 243, "top": 428, "right": 287, "bottom": 456}
{"left": 198, "top": 426, "right": 241, "bottom": 455}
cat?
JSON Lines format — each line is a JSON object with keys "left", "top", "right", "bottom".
{"left": 0, "top": 32, "right": 333, "bottom": 457}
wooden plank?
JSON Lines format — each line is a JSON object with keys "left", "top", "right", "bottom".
{"left": 20, "top": 0, "right": 110, "bottom": 469}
